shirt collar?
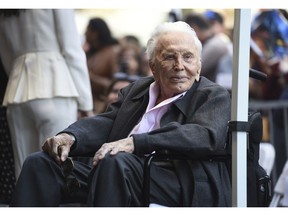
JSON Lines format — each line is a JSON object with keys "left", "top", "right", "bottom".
{"left": 148, "top": 81, "right": 187, "bottom": 109}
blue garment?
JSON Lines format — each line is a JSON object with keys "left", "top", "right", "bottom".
{"left": 251, "top": 10, "right": 288, "bottom": 58}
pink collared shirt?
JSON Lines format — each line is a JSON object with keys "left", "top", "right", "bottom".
{"left": 129, "top": 81, "right": 186, "bottom": 135}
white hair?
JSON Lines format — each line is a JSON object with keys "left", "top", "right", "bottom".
{"left": 146, "top": 21, "right": 202, "bottom": 61}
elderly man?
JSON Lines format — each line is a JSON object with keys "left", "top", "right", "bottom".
{"left": 10, "top": 21, "right": 231, "bottom": 207}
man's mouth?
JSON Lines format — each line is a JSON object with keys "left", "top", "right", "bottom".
{"left": 170, "top": 76, "right": 188, "bottom": 82}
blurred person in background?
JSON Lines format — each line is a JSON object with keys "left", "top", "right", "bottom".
{"left": 184, "top": 12, "right": 229, "bottom": 83}
{"left": 249, "top": 9, "right": 288, "bottom": 178}
{"left": 105, "top": 72, "right": 139, "bottom": 107}
{"left": 249, "top": 9, "right": 288, "bottom": 101}
{"left": 203, "top": 10, "right": 231, "bottom": 42}
{"left": 118, "top": 34, "right": 149, "bottom": 77}
{"left": 83, "top": 17, "right": 121, "bottom": 114}
{"left": 203, "top": 10, "right": 233, "bottom": 91}
{"left": 0, "top": 9, "right": 93, "bottom": 179}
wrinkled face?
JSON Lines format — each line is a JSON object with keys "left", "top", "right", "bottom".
{"left": 150, "top": 32, "right": 201, "bottom": 99}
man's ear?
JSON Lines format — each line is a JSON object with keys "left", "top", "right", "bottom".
{"left": 196, "top": 72, "right": 200, "bottom": 82}
{"left": 195, "top": 61, "right": 201, "bottom": 82}
{"left": 149, "top": 60, "right": 155, "bottom": 75}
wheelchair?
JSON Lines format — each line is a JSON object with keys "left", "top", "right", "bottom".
{"left": 142, "top": 69, "right": 272, "bottom": 207}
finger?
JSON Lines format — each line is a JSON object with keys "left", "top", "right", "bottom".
{"left": 92, "top": 152, "right": 103, "bottom": 166}
{"left": 42, "top": 138, "right": 52, "bottom": 153}
{"left": 41, "top": 137, "right": 60, "bottom": 164}
{"left": 42, "top": 142, "right": 48, "bottom": 152}
{"left": 59, "top": 145, "right": 70, "bottom": 162}
{"left": 92, "top": 157, "right": 98, "bottom": 167}
{"left": 51, "top": 145, "right": 61, "bottom": 164}
{"left": 110, "top": 147, "right": 119, "bottom": 155}
{"left": 92, "top": 148, "right": 109, "bottom": 166}
{"left": 46, "top": 138, "right": 59, "bottom": 158}
{"left": 92, "top": 154, "right": 100, "bottom": 166}
{"left": 53, "top": 139, "right": 60, "bottom": 155}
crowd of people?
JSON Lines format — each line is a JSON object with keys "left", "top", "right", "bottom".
{"left": 0, "top": 8, "right": 287, "bottom": 207}
{"left": 249, "top": 9, "right": 288, "bottom": 178}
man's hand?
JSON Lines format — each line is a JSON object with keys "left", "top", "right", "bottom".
{"left": 42, "top": 133, "right": 75, "bottom": 165}
{"left": 93, "top": 137, "right": 134, "bottom": 166}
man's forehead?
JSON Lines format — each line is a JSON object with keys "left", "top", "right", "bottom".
{"left": 158, "top": 32, "right": 195, "bottom": 45}
{"left": 159, "top": 31, "right": 192, "bottom": 38}
{"left": 157, "top": 34, "right": 197, "bottom": 50}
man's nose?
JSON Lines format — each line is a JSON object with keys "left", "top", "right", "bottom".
{"left": 173, "top": 57, "right": 184, "bottom": 71}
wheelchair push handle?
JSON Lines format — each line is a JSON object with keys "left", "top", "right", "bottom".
{"left": 249, "top": 68, "right": 267, "bottom": 82}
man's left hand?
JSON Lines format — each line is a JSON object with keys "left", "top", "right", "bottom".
{"left": 92, "top": 137, "right": 134, "bottom": 166}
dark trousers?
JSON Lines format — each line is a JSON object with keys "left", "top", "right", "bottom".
{"left": 10, "top": 151, "right": 181, "bottom": 207}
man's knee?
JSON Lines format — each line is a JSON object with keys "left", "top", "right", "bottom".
{"left": 22, "top": 151, "right": 53, "bottom": 171}
{"left": 99, "top": 152, "right": 140, "bottom": 168}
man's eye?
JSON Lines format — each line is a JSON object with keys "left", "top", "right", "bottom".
{"left": 183, "top": 54, "right": 193, "bottom": 60}
{"left": 164, "top": 55, "right": 175, "bottom": 60}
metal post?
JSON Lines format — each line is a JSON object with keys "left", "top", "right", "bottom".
{"left": 231, "top": 9, "right": 251, "bottom": 207}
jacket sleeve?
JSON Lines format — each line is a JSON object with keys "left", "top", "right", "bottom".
{"left": 61, "top": 115, "right": 114, "bottom": 157}
{"left": 53, "top": 9, "right": 93, "bottom": 111}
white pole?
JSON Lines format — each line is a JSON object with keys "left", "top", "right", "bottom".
{"left": 231, "top": 9, "right": 251, "bottom": 207}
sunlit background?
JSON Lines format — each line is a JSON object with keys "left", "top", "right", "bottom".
{"left": 74, "top": 9, "right": 238, "bottom": 47}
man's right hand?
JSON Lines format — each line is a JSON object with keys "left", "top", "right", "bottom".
{"left": 42, "top": 133, "right": 75, "bottom": 165}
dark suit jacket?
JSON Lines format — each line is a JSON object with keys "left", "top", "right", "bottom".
{"left": 62, "top": 76, "right": 232, "bottom": 206}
